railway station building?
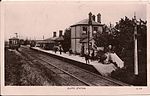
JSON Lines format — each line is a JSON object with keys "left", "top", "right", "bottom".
{"left": 70, "top": 12, "right": 104, "bottom": 54}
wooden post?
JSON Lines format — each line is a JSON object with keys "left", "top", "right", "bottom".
{"left": 134, "top": 14, "right": 138, "bottom": 75}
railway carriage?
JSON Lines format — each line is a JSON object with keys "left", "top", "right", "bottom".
{"left": 9, "top": 37, "right": 20, "bottom": 50}
{"left": 30, "top": 40, "right": 36, "bottom": 47}
{"left": 19, "top": 39, "right": 25, "bottom": 45}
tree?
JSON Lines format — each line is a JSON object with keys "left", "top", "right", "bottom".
{"left": 115, "top": 17, "right": 147, "bottom": 71}
{"left": 93, "top": 25, "right": 109, "bottom": 47}
{"left": 111, "top": 17, "right": 147, "bottom": 85}
{"left": 62, "top": 28, "right": 71, "bottom": 52}
{"left": 114, "top": 16, "right": 146, "bottom": 57}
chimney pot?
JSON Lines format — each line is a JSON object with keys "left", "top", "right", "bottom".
{"left": 92, "top": 15, "right": 95, "bottom": 21}
{"left": 53, "top": 32, "right": 56, "bottom": 37}
{"left": 59, "top": 30, "right": 63, "bottom": 37}
{"left": 88, "top": 12, "right": 92, "bottom": 25}
{"left": 97, "top": 13, "right": 101, "bottom": 23}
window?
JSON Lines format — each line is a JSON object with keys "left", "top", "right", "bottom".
{"left": 83, "top": 27, "right": 87, "bottom": 31}
{"left": 82, "top": 27, "right": 87, "bottom": 34}
{"left": 9, "top": 40, "right": 12, "bottom": 44}
{"left": 93, "top": 27, "right": 98, "bottom": 34}
{"left": 94, "top": 27, "right": 98, "bottom": 31}
{"left": 13, "top": 40, "right": 16, "bottom": 44}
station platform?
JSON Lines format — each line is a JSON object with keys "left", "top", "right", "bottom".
{"left": 31, "top": 47, "right": 118, "bottom": 76}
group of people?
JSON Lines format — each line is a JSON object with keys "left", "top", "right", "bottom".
{"left": 53, "top": 44, "right": 119, "bottom": 67}
{"left": 84, "top": 48, "right": 95, "bottom": 64}
{"left": 53, "top": 44, "right": 73, "bottom": 56}
{"left": 53, "top": 45, "right": 63, "bottom": 55}
{"left": 84, "top": 45, "right": 116, "bottom": 65}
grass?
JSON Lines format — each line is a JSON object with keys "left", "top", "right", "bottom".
{"left": 5, "top": 48, "right": 56, "bottom": 86}
{"left": 5, "top": 48, "right": 23, "bottom": 85}
{"left": 111, "top": 49, "right": 147, "bottom": 86}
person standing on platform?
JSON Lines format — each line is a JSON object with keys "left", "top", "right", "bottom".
{"left": 107, "top": 45, "right": 114, "bottom": 63}
{"left": 69, "top": 48, "right": 72, "bottom": 56}
{"left": 59, "top": 44, "right": 62, "bottom": 55}
{"left": 85, "top": 49, "right": 90, "bottom": 64}
{"left": 53, "top": 46, "right": 58, "bottom": 54}
{"left": 91, "top": 48, "right": 95, "bottom": 61}
{"left": 81, "top": 44, "right": 84, "bottom": 57}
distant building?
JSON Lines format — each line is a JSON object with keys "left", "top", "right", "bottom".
{"left": 38, "top": 30, "right": 64, "bottom": 50}
{"left": 70, "top": 12, "right": 104, "bottom": 54}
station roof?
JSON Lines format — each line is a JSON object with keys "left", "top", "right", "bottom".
{"left": 70, "top": 19, "right": 104, "bottom": 27}
{"left": 44, "top": 36, "right": 64, "bottom": 41}
{"left": 38, "top": 36, "right": 64, "bottom": 44}
{"left": 43, "top": 40, "right": 55, "bottom": 43}
{"left": 9, "top": 37, "right": 19, "bottom": 40}
{"left": 55, "top": 36, "right": 64, "bottom": 41}
{"left": 44, "top": 37, "right": 58, "bottom": 41}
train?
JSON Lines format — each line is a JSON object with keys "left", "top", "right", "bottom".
{"left": 8, "top": 37, "right": 36, "bottom": 50}
{"left": 9, "top": 37, "right": 20, "bottom": 50}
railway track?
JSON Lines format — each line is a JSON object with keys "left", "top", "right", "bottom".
{"left": 18, "top": 46, "right": 130, "bottom": 86}
{"left": 16, "top": 49, "right": 90, "bottom": 86}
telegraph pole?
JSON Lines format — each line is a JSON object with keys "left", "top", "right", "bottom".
{"left": 134, "top": 13, "right": 138, "bottom": 75}
{"left": 88, "top": 12, "right": 92, "bottom": 55}
{"left": 43, "top": 35, "right": 44, "bottom": 40}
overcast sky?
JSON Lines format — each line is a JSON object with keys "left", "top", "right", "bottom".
{"left": 4, "top": 1, "right": 146, "bottom": 40}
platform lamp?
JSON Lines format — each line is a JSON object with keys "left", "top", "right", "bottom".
{"left": 88, "top": 12, "right": 92, "bottom": 55}
{"left": 15, "top": 33, "right": 18, "bottom": 38}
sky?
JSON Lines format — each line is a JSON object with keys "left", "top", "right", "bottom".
{"left": 4, "top": 1, "right": 146, "bottom": 40}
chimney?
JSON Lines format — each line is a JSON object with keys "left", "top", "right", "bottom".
{"left": 92, "top": 15, "right": 95, "bottom": 21}
{"left": 88, "top": 12, "right": 92, "bottom": 25}
{"left": 59, "top": 30, "right": 63, "bottom": 37}
{"left": 97, "top": 13, "right": 101, "bottom": 23}
{"left": 53, "top": 32, "right": 56, "bottom": 37}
